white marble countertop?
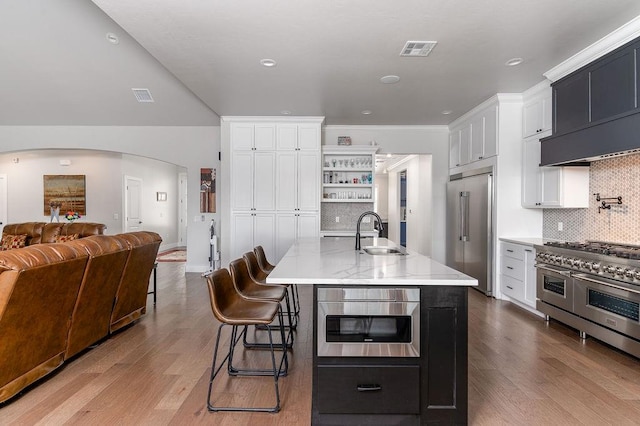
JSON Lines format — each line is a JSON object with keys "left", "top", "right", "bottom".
{"left": 266, "top": 237, "right": 478, "bottom": 286}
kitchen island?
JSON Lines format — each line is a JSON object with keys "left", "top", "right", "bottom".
{"left": 267, "top": 237, "right": 477, "bottom": 425}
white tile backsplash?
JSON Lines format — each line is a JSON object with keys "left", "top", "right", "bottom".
{"left": 544, "top": 153, "right": 640, "bottom": 244}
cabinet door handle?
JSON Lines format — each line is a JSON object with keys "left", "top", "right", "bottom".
{"left": 525, "top": 249, "right": 532, "bottom": 252}
{"left": 506, "top": 266, "right": 514, "bottom": 270}
{"left": 357, "top": 384, "right": 382, "bottom": 392}
{"left": 506, "top": 285, "right": 514, "bottom": 290}
{"left": 506, "top": 249, "right": 514, "bottom": 253}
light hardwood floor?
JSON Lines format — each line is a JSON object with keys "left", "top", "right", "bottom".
{"left": 3, "top": 261, "right": 640, "bottom": 425}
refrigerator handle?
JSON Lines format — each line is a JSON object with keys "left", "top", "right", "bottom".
{"left": 460, "top": 191, "right": 470, "bottom": 241}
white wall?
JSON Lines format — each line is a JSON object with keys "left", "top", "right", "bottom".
{"left": 374, "top": 173, "right": 389, "bottom": 220}
{"left": 323, "top": 126, "right": 448, "bottom": 262}
{"left": 387, "top": 155, "right": 433, "bottom": 257}
{"left": 0, "top": 125, "right": 220, "bottom": 273}
{"left": 0, "top": 150, "right": 183, "bottom": 251}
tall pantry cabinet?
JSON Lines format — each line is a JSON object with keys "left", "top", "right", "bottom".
{"left": 222, "top": 117, "right": 324, "bottom": 264}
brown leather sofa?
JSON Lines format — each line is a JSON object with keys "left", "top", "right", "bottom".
{"left": 2, "top": 221, "right": 107, "bottom": 246}
{"left": 0, "top": 229, "right": 161, "bottom": 404}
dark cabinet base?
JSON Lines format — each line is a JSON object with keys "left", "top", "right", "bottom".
{"left": 312, "top": 285, "right": 469, "bottom": 425}
{"left": 317, "top": 365, "right": 420, "bottom": 414}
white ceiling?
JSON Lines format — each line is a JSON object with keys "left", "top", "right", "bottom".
{"left": 3, "top": 1, "right": 640, "bottom": 126}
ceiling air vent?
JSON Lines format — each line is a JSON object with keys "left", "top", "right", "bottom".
{"left": 132, "top": 88, "right": 154, "bottom": 103}
{"left": 400, "top": 41, "right": 437, "bottom": 57}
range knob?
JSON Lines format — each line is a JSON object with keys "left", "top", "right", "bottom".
{"left": 563, "top": 257, "right": 572, "bottom": 265}
{"left": 615, "top": 267, "right": 625, "bottom": 276}
{"left": 635, "top": 271, "right": 640, "bottom": 280}
{"left": 605, "top": 265, "right": 616, "bottom": 274}
{"left": 591, "top": 263, "right": 600, "bottom": 271}
{"left": 572, "top": 259, "right": 581, "bottom": 267}
{"left": 625, "top": 269, "right": 635, "bottom": 278}
{"left": 584, "top": 262, "right": 593, "bottom": 270}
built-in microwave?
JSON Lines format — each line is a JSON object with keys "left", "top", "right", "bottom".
{"left": 317, "top": 287, "right": 420, "bottom": 357}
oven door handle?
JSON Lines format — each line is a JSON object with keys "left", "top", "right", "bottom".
{"left": 535, "top": 264, "right": 571, "bottom": 276}
{"left": 572, "top": 273, "right": 640, "bottom": 296}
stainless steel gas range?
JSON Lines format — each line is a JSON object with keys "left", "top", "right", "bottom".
{"left": 535, "top": 241, "right": 640, "bottom": 358}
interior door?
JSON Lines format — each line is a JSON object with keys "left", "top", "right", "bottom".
{"left": 124, "top": 176, "right": 143, "bottom": 232}
{"left": 0, "top": 174, "right": 7, "bottom": 233}
{"left": 178, "top": 172, "right": 187, "bottom": 246}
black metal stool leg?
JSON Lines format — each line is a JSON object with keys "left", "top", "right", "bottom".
{"left": 208, "top": 323, "right": 282, "bottom": 412}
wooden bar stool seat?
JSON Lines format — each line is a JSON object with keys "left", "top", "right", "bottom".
{"left": 205, "top": 268, "right": 288, "bottom": 413}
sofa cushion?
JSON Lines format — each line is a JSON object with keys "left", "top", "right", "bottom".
{"left": 1, "top": 223, "right": 44, "bottom": 245}
{"left": 54, "top": 233, "right": 79, "bottom": 243}
{"left": 1, "top": 234, "right": 28, "bottom": 251}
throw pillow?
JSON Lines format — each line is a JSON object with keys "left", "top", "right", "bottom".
{"left": 54, "top": 233, "right": 79, "bottom": 243}
{"left": 1, "top": 234, "right": 28, "bottom": 251}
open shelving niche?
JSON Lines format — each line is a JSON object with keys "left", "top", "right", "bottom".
{"left": 321, "top": 145, "right": 379, "bottom": 203}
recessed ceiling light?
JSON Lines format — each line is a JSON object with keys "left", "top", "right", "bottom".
{"left": 281, "top": 110, "right": 291, "bottom": 115}
{"left": 505, "top": 57, "right": 523, "bottom": 66}
{"left": 442, "top": 110, "right": 453, "bottom": 115}
{"left": 106, "top": 32, "right": 119, "bottom": 45}
{"left": 361, "top": 110, "right": 372, "bottom": 115}
{"left": 386, "top": 153, "right": 392, "bottom": 158}
{"left": 260, "top": 59, "right": 277, "bottom": 67}
{"left": 380, "top": 75, "right": 400, "bottom": 84}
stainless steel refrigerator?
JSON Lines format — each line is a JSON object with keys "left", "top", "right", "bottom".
{"left": 446, "top": 168, "right": 493, "bottom": 296}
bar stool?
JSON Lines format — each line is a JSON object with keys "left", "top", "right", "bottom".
{"left": 229, "top": 258, "right": 294, "bottom": 348}
{"left": 254, "top": 246, "right": 300, "bottom": 319}
{"left": 244, "top": 251, "right": 297, "bottom": 329}
{"left": 205, "top": 268, "right": 288, "bottom": 413}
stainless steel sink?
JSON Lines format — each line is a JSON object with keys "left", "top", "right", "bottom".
{"left": 362, "top": 246, "right": 406, "bottom": 255}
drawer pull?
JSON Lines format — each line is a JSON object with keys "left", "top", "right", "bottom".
{"left": 524, "top": 249, "right": 532, "bottom": 252}
{"left": 506, "top": 249, "right": 514, "bottom": 253}
{"left": 357, "top": 384, "right": 382, "bottom": 392}
{"left": 506, "top": 285, "right": 514, "bottom": 290}
{"left": 506, "top": 266, "right": 514, "bottom": 270}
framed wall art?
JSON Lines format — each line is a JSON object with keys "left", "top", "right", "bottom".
{"left": 43, "top": 175, "right": 86, "bottom": 215}
{"left": 200, "top": 168, "right": 216, "bottom": 213}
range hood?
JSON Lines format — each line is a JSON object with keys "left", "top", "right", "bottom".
{"left": 540, "top": 111, "right": 640, "bottom": 166}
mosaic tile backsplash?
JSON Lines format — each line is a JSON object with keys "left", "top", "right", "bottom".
{"left": 321, "top": 202, "right": 374, "bottom": 231}
{"left": 543, "top": 153, "right": 640, "bottom": 244}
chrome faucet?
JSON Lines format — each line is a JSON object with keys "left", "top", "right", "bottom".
{"left": 355, "top": 211, "right": 383, "bottom": 250}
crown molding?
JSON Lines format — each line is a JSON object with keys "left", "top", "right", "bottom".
{"left": 220, "top": 116, "right": 325, "bottom": 124}
{"left": 323, "top": 125, "right": 448, "bottom": 131}
{"left": 449, "top": 93, "right": 522, "bottom": 129}
{"left": 544, "top": 15, "right": 640, "bottom": 82}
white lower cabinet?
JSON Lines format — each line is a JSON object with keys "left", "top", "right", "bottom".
{"left": 230, "top": 212, "right": 276, "bottom": 262}
{"left": 276, "top": 212, "right": 319, "bottom": 261}
{"left": 500, "top": 241, "right": 537, "bottom": 309}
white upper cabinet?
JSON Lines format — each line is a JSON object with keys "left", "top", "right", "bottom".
{"left": 231, "top": 122, "right": 276, "bottom": 151}
{"left": 298, "top": 124, "right": 321, "bottom": 151}
{"left": 449, "top": 129, "right": 461, "bottom": 168}
{"left": 449, "top": 101, "right": 499, "bottom": 168}
{"left": 254, "top": 124, "right": 276, "bottom": 150}
{"left": 521, "top": 132, "right": 589, "bottom": 208}
{"left": 523, "top": 86, "right": 552, "bottom": 138}
{"left": 276, "top": 124, "right": 298, "bottom": 150}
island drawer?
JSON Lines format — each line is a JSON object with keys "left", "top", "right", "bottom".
{"left": 316, "top": 365, "right": 419, "bottom": 414}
